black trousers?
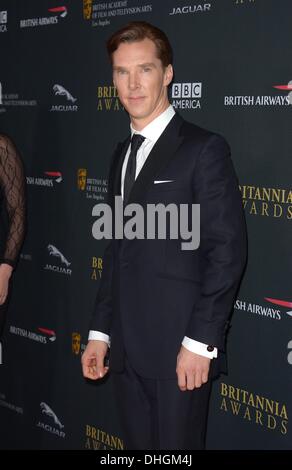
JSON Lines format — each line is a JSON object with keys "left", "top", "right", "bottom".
{"left": 113, "top": 355, "right": 212, "bottom": 450}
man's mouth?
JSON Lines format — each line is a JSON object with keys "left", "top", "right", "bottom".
{"left": 128, "top": 96, "right": 145, "bottom": 101}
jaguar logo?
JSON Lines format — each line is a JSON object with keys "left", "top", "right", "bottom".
{"left": 47, "top": 245, "right": 71, "bottom": 267}
{"left": 40, "top": 402, "right": 64, "bottom": 429}
{"left": 53, "top": 84, "right": 76, "bottom": 102}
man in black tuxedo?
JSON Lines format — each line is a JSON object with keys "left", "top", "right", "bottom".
{"left": 82, "top": 21, "right": 247, "bottom": 449}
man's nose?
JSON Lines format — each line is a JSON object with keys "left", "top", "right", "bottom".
{"left": 128, "top": 72, "right": 140, "bottom": 90}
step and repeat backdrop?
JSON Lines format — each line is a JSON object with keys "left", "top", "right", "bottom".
{"left": 0, "top": 0, "right": 291, "bottom": 450}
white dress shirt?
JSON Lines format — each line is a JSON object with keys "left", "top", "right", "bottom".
{"left": 89, "top": 105, "right": 218, "bottom": 359}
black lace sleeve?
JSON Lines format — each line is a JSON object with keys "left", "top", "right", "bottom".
{"left": 0, "top": 135, "right": 26, "bottom": 268}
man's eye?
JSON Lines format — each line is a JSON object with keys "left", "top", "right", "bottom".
{"left": 142, "top": 68, "right": 151, "bottom": 72}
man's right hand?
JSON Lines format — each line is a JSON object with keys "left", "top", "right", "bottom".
{"left": 81, "top": 340, "right": 109, "bottom": 380}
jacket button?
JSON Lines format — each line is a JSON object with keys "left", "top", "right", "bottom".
{"left": 207, "top": 345, "right": 214, "bottom": 352}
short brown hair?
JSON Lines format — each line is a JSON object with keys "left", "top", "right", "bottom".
{"left": 107, "top": 21, "right": 173, "bottom": 68}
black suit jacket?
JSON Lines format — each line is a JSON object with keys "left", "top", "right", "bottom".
{"left": 90, "top": 114, "right": 247, "bottom": 379}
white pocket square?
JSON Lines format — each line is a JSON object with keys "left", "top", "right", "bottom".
{"left": 154, "top": 180, "right": 174, "bottom": 184}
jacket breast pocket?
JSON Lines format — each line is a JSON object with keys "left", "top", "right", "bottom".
{"left": 150, "top": 182, "right": 186, "bottom": 193}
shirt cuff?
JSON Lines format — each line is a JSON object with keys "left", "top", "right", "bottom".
{"left": 182, "top": 336, "right": 218, "bottom": 359}
{"left": 88, "top": 330, "right": 110, "bottom": 346}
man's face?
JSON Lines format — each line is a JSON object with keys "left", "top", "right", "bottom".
{"left": 112, "top": 38, "right": 173, "bottom": 129}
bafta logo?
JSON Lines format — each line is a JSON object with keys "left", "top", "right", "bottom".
{"left": 78, "top": 168, "right": 87, "bottom": 191}
{"left": 83, "top": 0, "right": 92, "bottom": 20}
{"left": 72, "top": 332, "right": 81, "bottom": 355}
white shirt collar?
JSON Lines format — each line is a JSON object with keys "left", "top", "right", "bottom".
{"left": 130, "top": 105, "right": 175, "bottom": 144}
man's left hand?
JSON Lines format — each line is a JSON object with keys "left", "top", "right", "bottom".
{"left": 176, "top": 345, "right": 210, "bottom": 391}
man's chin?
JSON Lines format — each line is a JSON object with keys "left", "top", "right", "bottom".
{"left": 126, "top": 110, "right": 148, "bottom": 121}
{"left": 124, "top": 101, "right": 147, "bottom": 114}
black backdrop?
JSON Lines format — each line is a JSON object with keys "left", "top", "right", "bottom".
{"left": 0, "top": 0, "right": 291, "bottom": 450}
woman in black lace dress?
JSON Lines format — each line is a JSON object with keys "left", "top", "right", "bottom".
{"left": 0, "top": 135, "right": 26, "bottom": 339}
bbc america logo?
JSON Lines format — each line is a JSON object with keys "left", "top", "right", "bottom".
{"left": 171, "top": 83, "right": 202, "bottom": 110}
{"left": 172, "top": 83, "right": 202, "bottom": 99}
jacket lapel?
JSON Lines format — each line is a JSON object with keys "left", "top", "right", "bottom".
{"left": 128, "top": 113, "right": 184, "bottom": 205}
{"left": 111, "top": 113, "right": 185, "bottom": 204}
{"left": 110, "top": 136, "right": 131, "bottom": 196}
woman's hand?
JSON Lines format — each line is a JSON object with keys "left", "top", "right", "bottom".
{"left": 0, "top": 264, "right": 13, "bottom": 305}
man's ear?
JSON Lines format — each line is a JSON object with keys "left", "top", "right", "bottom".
{"left": 164, "top": 64, "right": 173, "bottom": 86}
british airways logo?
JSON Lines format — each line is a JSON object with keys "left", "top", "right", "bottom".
{"left": 48, "top": 6, "right": 68, "bottom": 18}
{"left": 264, "top": 298, "right": 292, "bottom": 317}
{"left": 273, "top": 80, "right": 292, "bottom": 105}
